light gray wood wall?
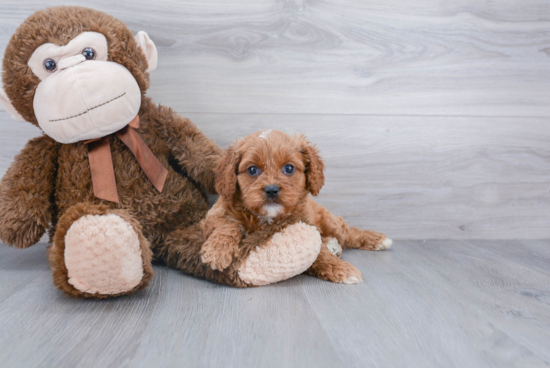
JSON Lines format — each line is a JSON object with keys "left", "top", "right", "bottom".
{"left": 1, "top": 0, "right": 549, "bottom": 239}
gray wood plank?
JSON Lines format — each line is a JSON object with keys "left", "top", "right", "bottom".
{"left": 126, "top": 273, "right": 344, "bottom": 368}
{"left": 0, "top": 0, "right": 549, "bottom": 116}
{"left": 0, "top": 243, "right": 49, "bottom": 301}
{"left": 300, "top": 240, "right": 550, "bottom": 368}
{"left": 1, "top": 240, "right": 550, "bottom": 368}
{"left": 0, "top": 244, "right": 166, "bottom": 368}
{"left": 3, "top": 112, "right": 548, "bottom": 240}
{"left": 462, "top": 239, "right": 550, "bottom": 278}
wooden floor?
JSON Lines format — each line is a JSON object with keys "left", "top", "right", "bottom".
{"left": 1, "top": 240, "right": 549, "bottom": 368}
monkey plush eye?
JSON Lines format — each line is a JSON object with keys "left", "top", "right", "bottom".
{"left": 43, "top": 59, "right": 57, "bottom": 72}
{"left": 82, "top": 47, "right": 96, "bottom": 60}
{"left": 283, "top": 164, "right": 295, "bottom": 175}
{"left": 247, "top": 166, "right": 261, "bottom": 176}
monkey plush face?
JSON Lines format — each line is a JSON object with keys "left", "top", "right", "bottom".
{"left": 1, "top": 6, "right": 158, "bottom": 144}
{"left": 28, "top": 32, "right": 142, "bottom": 143}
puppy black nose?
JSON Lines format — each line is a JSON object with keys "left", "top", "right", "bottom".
{"left": 264, "top": 185, "right": 280, "bottom": 199}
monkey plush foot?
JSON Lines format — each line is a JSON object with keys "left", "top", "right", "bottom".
{"left": 237, "top": 222, "right": 322, "bottom": 286}
{"left": 49, "top": 203, "right": 154, "bottom": 298}
{"left": 64, "top": 214, "right": 145, "bottom": 295}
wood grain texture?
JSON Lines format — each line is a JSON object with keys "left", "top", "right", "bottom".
{"left": 1, "top": 112, "right": 549, "bottom": 240}
{"left": 1, "top": 0, "right": 550, "bottom": 116}
{"left": 187, "top": 113, "right": 550, "bottom": 240}
{"left": 0, "top": 240, "right": 549, "bottom": 368}
{"left": 1, "top": 0, "right": 549, "bottom": 240}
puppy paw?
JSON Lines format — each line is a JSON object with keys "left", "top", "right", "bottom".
{"left": 326, "top": 238, "right": 342, "bottom": 257}
{"left": 352, "top": 230, "right": 391, "bottom": 251}
{"left": 337, "top": 263, "right": 363, "bottom": 284}
{"left": 342, "top": 274, "right": 362, "bottom": 285}
{"left": 375, "top": 237, "right": 393, "bottom": 251}
{"left": 200, "top": 236, "right": 238, "bottom": 271}
{"left": 313, "top": 259, "right": 363, "bottom": 285}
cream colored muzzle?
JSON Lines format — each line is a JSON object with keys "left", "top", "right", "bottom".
{"left": 33, "top": 56, "right": 141, "bottom": 144}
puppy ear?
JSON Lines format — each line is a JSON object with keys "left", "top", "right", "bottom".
{"left": 301, "top": 139, "right": 325, "bottom": 196}
{"left": 215, "top": 144, "right": 239, "bottom": 200}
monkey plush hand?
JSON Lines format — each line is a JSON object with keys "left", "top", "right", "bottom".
{"left": 0, "top": 6, "right": 226, "bottom": 298}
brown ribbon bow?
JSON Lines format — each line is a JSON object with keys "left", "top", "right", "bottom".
{"left": 85, "top": 115, "right": 168, "bottom": 203}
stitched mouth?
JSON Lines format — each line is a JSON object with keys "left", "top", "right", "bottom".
{"left": 48, "top": 92, "right": 126, "bottom": 122}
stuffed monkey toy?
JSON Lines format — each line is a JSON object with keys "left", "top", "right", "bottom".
{"left": 0, "top": 6, "right": 321, "bottom": 298}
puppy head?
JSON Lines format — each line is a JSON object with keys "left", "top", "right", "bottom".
{"left": 215, "top": 130, "right": 325, "bottom": 219}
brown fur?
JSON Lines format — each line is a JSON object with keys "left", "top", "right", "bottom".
{"left": 306, "top": 238, "right": 362, "bottom": 283}
{"left": 0, "top": 135, "right": 58, "bottom": 248}
{"left": 199, "top": 130, "right": 390, "bottom": 284}
{"left": 0, "top": 7, "right": 223, "bottom": 297}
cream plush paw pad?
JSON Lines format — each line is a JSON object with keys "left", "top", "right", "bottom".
{"left": 64, "top": 214, "right": 144, "bottom": 295}
{"left": 238, "top": 222, "right": 322, "bottom": 286}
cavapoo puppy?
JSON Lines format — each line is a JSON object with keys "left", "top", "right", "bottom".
{"left": 199, "top": 129, "right": 392, "bottom": 284}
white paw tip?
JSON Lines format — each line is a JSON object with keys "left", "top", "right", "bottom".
{"left": 376, "top": 238, "right": 393, "bottom": 250}
{"left": 342, "top": 275, "right": 362, "bottom": 284}
{"left": 326, "top": 238, "right": 342, "bottom": 256}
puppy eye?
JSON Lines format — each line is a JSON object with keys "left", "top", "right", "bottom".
{"left": 247, "top": 166, "right": 261, "bottom": 176}
{"left": 283, "top": 164, "right": 295, "bottom": 175}
{"left": 43, "top": 59, "right": 57, "bottom": 72}
{"left": 82, "top": 47, "right": 96, "bottom": 60}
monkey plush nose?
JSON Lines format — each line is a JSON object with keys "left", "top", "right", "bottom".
{"left": 58, "top": 54, "right": 86, "bottom": 70}
{"left": 264, "top": 185, "right": 280, "bottom": 199}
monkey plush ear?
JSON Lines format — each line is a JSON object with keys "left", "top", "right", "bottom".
{"left": 134, "top": 31, "right": 158, "bottom": 73}
{"left": 0, "top": 88, "right": 25, "bottom": 122}
{"left": 301, "top": 139, "right": 325, "bottom": 196}
{"left": 215, "top": 145, "right": 239, "bottom": 200}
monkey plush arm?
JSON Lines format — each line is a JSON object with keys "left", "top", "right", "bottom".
{"left": 0, "top": 135, "right": 58, "bottom": 248}
{"left": 161, "top": 111, "right": 222, "bottom": 194}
